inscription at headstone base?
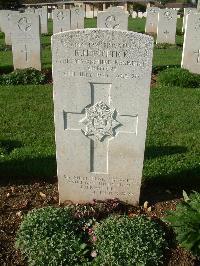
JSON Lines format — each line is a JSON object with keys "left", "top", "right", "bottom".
{"left": 156, "top": 9, "right": 177, "bottom": 44}
{"left": 11, "top": 13, "right": 41, "bottom": 70}
{"left": 145, "top": 7, "right": 159, "bottom": 34}
{"left": 53, "top": 9, "right": 70, "bottom": 34}
{"left": 182, "top": 13, "right": 200, "bottom": 74}
{"left": 97, "top": 8, "right": 128, "bottom": 30}
{"left": 52, "top": 29, "right": 153, "bottom": 205}
{"left": 70, "top": 7, "right": 84, "bottom": 29}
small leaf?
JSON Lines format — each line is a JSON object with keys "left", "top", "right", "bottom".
{"left": 183, "top": 190, "right": 189, "bottom": 202}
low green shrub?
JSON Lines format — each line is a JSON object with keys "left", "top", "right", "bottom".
{"left": 0, "top": 68, "right": 46, "bottom": 85}
{"left": 164, "top": 191, "right": 200, "bottom": 258}
{"left": 157, "top": 67, "right": 200, "bottom": 88}
{"left": 16, "top": 206, "right": 89, "bottom": 266}
{"left": 93, "top": 215, "right": 167, "bottom": 266}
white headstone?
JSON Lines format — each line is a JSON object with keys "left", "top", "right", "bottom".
{"left": 70, "top": 7, "right": 84, "bottom": 29}
{"left": 97, "top": 8, "right": 128, "bottom": 30}
{"left": 197, "top": 0, "right": 200, "bottom": 12}
{"left": 143, "top": 12, "right": 147, "bottom": 18}
{"left": 25, "top": 7, "right": 35, "bottom": 14}
{"left": 145, "top": 7, "right": 159, "bottom": 34}
{"left": 11, "top": 13, "right": 41, "bottom": 70}
{"left": 53, "top": 9, "right": 70, "bottom": 34}
{"left": 132, "top": 11, "right": 137, "bottom": 19}
{"left": 182, "top": 13, "right": 200, "bottom": 74}
{"left": 156, "top": 9, "right": 177, "bottom": 44}
{"left": 52, "top": 29, "right": 153, "bottom": 205}
{"left": 182, "top": 8, "right": 197, "bottom": 32}
{"left": 48, "top": 12, "right": 52, "bottom": 19}
{"left": 138, "top": 12, "right": 143, "bottom": 18}
{"left": 0, "top": 10, "right": 19, "bottom": 45}
{"left": 36, "top": 6, "right": 48, "bottom": 34}
{"left": 86, "top": 11, "right": 94, "bottom": 19}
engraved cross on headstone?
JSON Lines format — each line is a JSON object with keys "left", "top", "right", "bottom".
{"left": 63, "top": 83, "right": 138, "bottom": 174}
{"left": 194, "top": 49, "right": 200, "bottom": 63}
{"left": 20, "top": 44, "right": 28, "bottom": 62}
{"left": 164, "top": 30, "right": 169, "bottom": 38}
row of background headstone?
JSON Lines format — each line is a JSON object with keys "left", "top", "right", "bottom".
{"left": 0, "top": 6, "right": 199, "bottom": 74}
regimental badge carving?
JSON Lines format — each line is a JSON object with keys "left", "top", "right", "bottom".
{"left": 81, "top": 101, "right": 120, "bottom": 141}
{"left": 18, "top": 17, "right": 32, "bottom": 32}
{"left": 105, "top": 15, "right": 120, "bottom": 29}
{"left": 57, "top": 11, "right": 65, "bottom": 20}
{"left": 75, "top": 9, "right": 80, "bottom": 15}
{"left": 164, "top": 11, "right": 173, "bottom": 20}
{"left": 149, "top": 9, "right": 157, "bottom": 13}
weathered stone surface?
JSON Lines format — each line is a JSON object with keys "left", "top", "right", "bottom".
{"left": 36, "top": 6, "right": 48, "bottom": 34}
{"left": 145, "top": 7, "right": 159, "bottom": 34}
{"left": 97, "top": 8, "right": 128, "bottom": 30}
{"left": 182, "top": 8, "right": 197, "bottom": 32}
{"left": 182, "top": 13, "right": 200, "bottom": 74}
{"left": 11, "top": 13, "right": 41, "bottom": 70}
{"left": 156, "top": 9, "right": 177, "bottom": 44}
{"left": 24, "top": 7, "right": 35, "bottom": 14}
{"left": 52, "top": 9, "right": 70, "bottom": 34}
{"left": 52, "top": 29, "right": 153, "bottom": 205}
{"left": 70, "top": 7, "right": 84, "bottom": 29}
{"left": 0, "top": 10, "right": 19, "bottom": 45}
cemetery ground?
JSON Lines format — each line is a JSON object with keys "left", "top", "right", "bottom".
{"left": 0, "top": 18, "right": 200, "bottom": 265}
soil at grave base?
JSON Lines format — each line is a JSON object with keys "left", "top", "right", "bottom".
{"left": 0, "top": 178, "right": 199, "bottom": 266}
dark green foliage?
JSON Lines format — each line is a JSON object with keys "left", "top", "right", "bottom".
{"left": 16, "top": 206, "right": 89, "bottom": 266}
{"left": 157, "top": 67, "right": 200, "bottom": 88}
{"left": 0, "top": 68, "right": 46, "bottom": 85}
{"left": 164, "top": 191, "right": 200, "bottom": 258}
{"left": 93, "top": 215, "right": 167, "bottom": 266}
{"left": 0, "top": 44, "right": 11, "bottom": 51}
{"left": 132, "top": 2, "right": 146, "bottom": 12}
{"left": 152, "top": 64, "right": 179, "bottom": 74}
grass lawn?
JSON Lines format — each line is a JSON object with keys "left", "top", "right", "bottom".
{"left": 0, "top": 18, "right": 199, "bottom": 191}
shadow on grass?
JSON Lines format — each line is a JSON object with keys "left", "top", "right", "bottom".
{"left": 0, "top": 144, "right": 199, "bottom": 205}
{"left": 0, "top": 139, "right": 22, "bottom": 155}
{"left": 145, "top": 145, "right": 187, "bottom": 159}
{"left": 141, "top": 165, "right": 200, "bottom": 204}
{"left": 0, "top": 156, "right": 57, "bottom": 186}
{"left": 0, "top": 65, "right": 14, "bottom": 74}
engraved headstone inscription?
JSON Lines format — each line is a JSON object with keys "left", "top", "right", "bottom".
{"left": 156, "top": 9, "right": 177, "bottom": 44}
{"left": 182, "top": 8, "right": 197, "bottom": 32}
{"left": 52, "top": 29, "right": 153, "bottom": 205}
{"left": 145, "top": 7, "right": 159, "bottom": 34}
{"left": 36, "top": 6, "right": 48, "bottom": 34}
{"left": 11, "top": 13, "right": 41, "bottom": 70}
{"left": 70, "top": 7, "right": 84, "bottom": 30}
{"left": 53, "top": 9, "right": 70, "bottom": 34}
{"left": 182, "top": 13, "right": 200, "bottom": 74}
{"left": 97, "top": 7, "right": 128, "bottom": 30}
